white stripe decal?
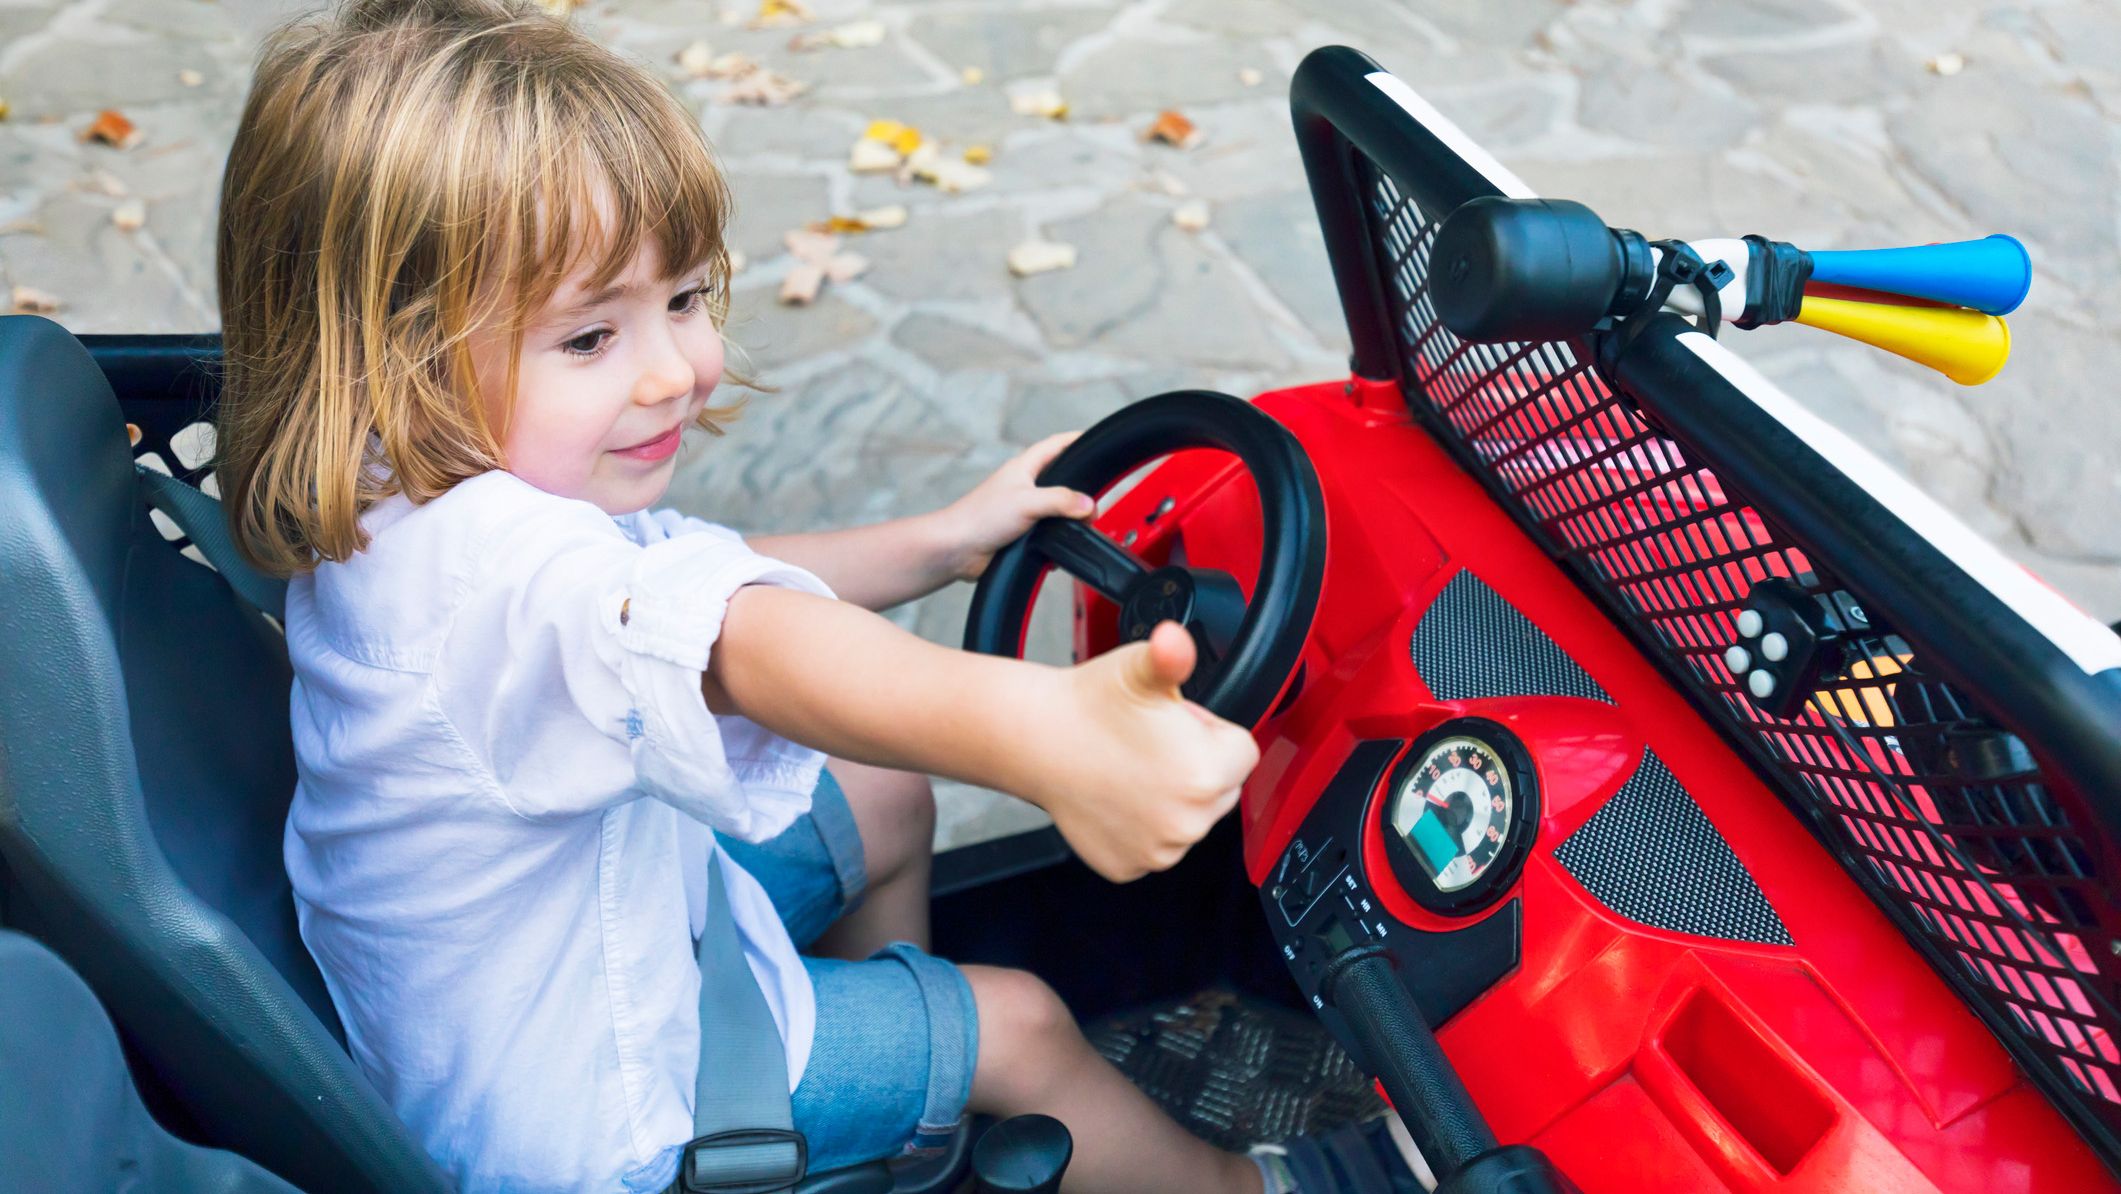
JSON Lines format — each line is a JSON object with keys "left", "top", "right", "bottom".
{"left": 1677, "top": 332, "right": 2121, "bottom": 675}
{"left": 1363, "top": 73, "right": 1536, "bottom": 200}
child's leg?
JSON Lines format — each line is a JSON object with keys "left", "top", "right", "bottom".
{"left": 962, "top": 965, "right": 1264, "bottom": 1194}
{"left": 813, "top": 758, "right": 935, "bottom": 958}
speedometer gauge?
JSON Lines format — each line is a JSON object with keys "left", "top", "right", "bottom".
{"left": 1380, "top": 720, "right": 1539, "bottom": 915}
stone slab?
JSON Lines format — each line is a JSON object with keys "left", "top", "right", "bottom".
{"left": 1016, "top": 197, "right": 1292, "bottom": 371}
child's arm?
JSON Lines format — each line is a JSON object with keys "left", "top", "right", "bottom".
{"left": 704, "top": 586, "right": 1257, "bottom": 882}
{"left": 749, "top": 432, "right": 1093, "bottom": 612}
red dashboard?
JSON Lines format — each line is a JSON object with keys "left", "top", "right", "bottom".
{"left": 1072, "top": 376, "right": 2109, "bottom": 1193}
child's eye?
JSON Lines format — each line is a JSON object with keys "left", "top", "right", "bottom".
{"left": 563, "top": 329, "right": 613, "bottom": 357}
{"left": 669, "top": 285, "right": 709, "bottom": 315}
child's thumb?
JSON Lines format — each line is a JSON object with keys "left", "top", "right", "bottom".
{"left": 1122, "top": 621, "right": 1196, "bottom": 697}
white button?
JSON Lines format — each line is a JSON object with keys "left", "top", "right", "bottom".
{"left": 1761, "top": 632, "right": 1789, "bottom": 662}
{"left": 1736, "top": 609, "right": 1764, "bottom": 638}
{"left": 1749, "top": 670, "right": 1776, "bottom": 699}
{"left": 1724, "top": 645, "right": 1752, "bottom": 673}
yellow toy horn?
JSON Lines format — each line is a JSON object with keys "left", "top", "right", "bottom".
{"left": 1794, "top": 295, "right": 2011, "bottom": 386}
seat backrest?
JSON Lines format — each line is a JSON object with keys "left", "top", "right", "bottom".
{"left": 0, "top": 929, "right": 302, "bottom": 1193}
{"left": 0, "top": 315, "right": 451, "bottom": 1193}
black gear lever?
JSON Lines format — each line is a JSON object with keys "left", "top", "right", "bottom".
{"left": 1321, "top": 949, "right": 1578, "bottom": 1193}
{"left": 971, "top": 1115, "right": 1072, "bottom": 1193}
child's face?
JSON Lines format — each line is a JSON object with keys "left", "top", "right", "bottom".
{"left": 471, "top": 242, "right": 724, "bottom": 515}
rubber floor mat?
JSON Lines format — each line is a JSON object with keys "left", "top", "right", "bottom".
{"left": 1086, "top": 988, "right": 1385, "bottom": 1150}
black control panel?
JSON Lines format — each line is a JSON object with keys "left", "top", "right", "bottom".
{"left": 1261, "top": 739, "right": 1521, "bottom": 1054}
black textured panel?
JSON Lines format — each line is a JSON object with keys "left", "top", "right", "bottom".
{"left": 1555, "top": 752, "right": 1792, "bottom": 945}
{"left": 1087, "top": 988, "right": 1383, "bottom": 1150}
{"left": 1410, "top": 570, "right": 1609, "bottom": 702}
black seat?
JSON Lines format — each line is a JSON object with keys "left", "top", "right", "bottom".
{"left": 0, "top": 315, "right": 968, "bottom": 1193}
{"left": 0, "top": 929, "right": 303, "bottom": 1192}
{"left": 0, "top": 314, "right": 452, "bottom": 1192}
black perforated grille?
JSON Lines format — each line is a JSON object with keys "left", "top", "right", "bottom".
{"left": 1410, "top": 569, "right": 1609, "bottom": 702}
{"left": 1554, "top": 752, "right": 1791, "bottom": 945}
{"left": 1356, "top": 158, "right": 2121, "bottom": 1153}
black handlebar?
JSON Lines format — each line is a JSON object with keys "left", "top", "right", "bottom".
{"left": 1320, "top": 950, "right": 1496, "bottom": 1171}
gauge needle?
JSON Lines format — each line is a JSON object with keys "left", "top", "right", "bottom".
{"left": 1427, "top": 792, "right": 1451, "bottom": 808}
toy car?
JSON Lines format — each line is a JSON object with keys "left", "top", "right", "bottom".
{"left": 5, "top": 44, "right": 2120, "bottom": 1194}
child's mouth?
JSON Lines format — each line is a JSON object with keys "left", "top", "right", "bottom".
{"left": 613, "top": 424, "right": 684, "bottom": 463}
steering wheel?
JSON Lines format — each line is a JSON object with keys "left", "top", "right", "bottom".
{"left": 963, "top": 390, "right": 1326, "bottom": 727}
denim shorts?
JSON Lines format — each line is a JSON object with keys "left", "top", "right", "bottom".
{"left": 715, "top": 768, "right": 980, "bottom": 1174}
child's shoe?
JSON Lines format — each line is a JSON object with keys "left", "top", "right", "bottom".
{"left": 1249, "top": 1113, "right": 1429, "bottom": 1193}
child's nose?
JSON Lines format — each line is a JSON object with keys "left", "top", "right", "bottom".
{"left": 634, "top": 337, "right": 696, "bottom": 405}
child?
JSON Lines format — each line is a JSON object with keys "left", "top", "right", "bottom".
{"left": 215, "top": 2, "right": 1412, "bottom": 1192}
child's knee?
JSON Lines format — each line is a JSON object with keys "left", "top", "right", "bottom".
{"left": 963, "top": 965, "right": 1075, "bottom": 1061}
{"left": 841, "top": 764, "right": 934, "bottom": 883}
{"left": 886, "top": 769, "right": 936, "bottom": 845}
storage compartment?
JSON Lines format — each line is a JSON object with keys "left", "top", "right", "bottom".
{"left": 1659, "top": 989, "right": 1836, "bottom": 1175}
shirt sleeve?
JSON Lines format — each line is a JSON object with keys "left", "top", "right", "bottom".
{"left": 619, "top": 505, "right": 749, "bottom": 547}
{"left": 434, "top": 499, "right": 832, "bottom": 840}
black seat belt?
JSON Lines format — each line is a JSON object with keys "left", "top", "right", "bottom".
{"left": 135, "top": 464, "right": 287, "bottom": 620}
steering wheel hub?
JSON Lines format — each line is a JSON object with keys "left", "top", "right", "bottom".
{"left": 964, "top": 390, "right": 1326, "bottom": 727}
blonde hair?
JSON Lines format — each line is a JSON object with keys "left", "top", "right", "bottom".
{"left": 216, "top": 0, "right": 739, "bottom": 576}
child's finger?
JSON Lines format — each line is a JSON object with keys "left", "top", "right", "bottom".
{"left": 1017, "top": 430, "right": 1082, "bottom": 477}
{"left": 1033, "top": 484, "right": 1096, "bottom": 519}
{"left": 1126, "top": 621, "right": 1196, "bottom": 697}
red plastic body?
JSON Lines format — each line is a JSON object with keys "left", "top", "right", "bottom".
{"left": 1073, "top": 377, "right": 2115, "bottom": 1193}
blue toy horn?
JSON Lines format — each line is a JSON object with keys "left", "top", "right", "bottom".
{"left": 1805, "top": 234, "right": 2031, "bottom": 316}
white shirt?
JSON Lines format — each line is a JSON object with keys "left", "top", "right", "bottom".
{"left": 283, "top": 470, "right": 832, "bottom": 1193}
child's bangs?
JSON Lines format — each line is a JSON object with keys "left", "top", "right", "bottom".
{"left": 513, "top": 72, "right": 731, "bottom": 322}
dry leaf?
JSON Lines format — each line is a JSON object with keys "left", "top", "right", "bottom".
{"left": 9, "top": 285, "right": 60, "bottom": 315}
{"left": 1238, "top": 67, "right": 1263, "bottom": 87}
{"left": 691, "top": 51, "right": 760, "bottom": 80}
{"left": 855, "top": 204, "right": 907, "bottom": 230}
{"left": 792, "top": 19, "right": 886, "bottom": 51}
{"left": 126, "top": 423, "right": 143, "bottom": 447}
{"left": 960, "top": 67, "right": 985, "bottom": 85}
{"left": 1009, "top": 89, "right": 1068, "bottom": 120}
{"left": 812, "top": 205, "right": 909, "bottom": 234}
{"left": 1172, "top": 200, "right": 1210, "bottom": 232}
{"left": 962, "top": 144, "right": 992, "bottom": 165}
{"left": 677, "top": 40, "right": 718, "bottom": 78}
{"left": 785, "top": 228, "right": 841, "bottom": 261}
{"left": 1926, "top": 52, "right": 1966, "bottom": 76}
{"left": 865, "top": 119, "right": 923, "bottom": 155}
{"left": 178, "top": 68, "right": 205, "bottom": 87}
{"left": 910, "top": 153, "right": 990, "bottom": 194}
{"left": 751, "top": 0, "right": 812, "bottom": 29}
{"left": 823, "top": 252, "right": 868, "bottom": 284}
{"left": 779, "top": 228, "right": 868, "bottom": 302}
{"left": 1143, "top": 170, "right": 1189, "bottom": 197}
{"left": 848, "top": 137, "right": 901, "bottom": 172}
{"left": 779, "top": 262, "right": 825, "bottom": 305}
{"left": 0, "top": 97, "right": 13, "bottom": 122}
{"left": 1006, "top": 240, "right": 1076, "bottom": 277}
{"left": 720, "top": 66, "right": 807, "bottom": 105}
{"left": 112, "top": 199, "right": 147, "bottom": 232}
{"left": 82, "top": 109, "right": 140, "bottom": 149}
{"left": 1143, "top": 109, "right": 1199, "bottom": 149}
{"left": 79, "top": 169, "right": 128, "bottom": 197}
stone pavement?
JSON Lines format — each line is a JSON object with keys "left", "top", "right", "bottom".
{"left": 3, "top": 0, "right": 2117, "bottom": 848}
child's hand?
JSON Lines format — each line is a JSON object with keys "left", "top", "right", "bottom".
{"left": 939, "top": 432, "right": 1097, "bottom": 582}
{"left": 1029, "top": 622, "right": 1262, "bottom": 882}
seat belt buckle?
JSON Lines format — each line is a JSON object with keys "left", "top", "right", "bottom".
{"left": 680, "top": 1128, "right": 808, "bottom": 1194}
